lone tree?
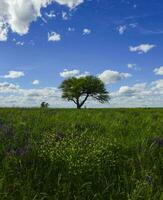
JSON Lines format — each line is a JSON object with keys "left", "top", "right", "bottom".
{"left": 60, "top": 76, "right": 110, "bottom": 109}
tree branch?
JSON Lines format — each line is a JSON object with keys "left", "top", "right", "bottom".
{"left": 70, "top": 98, "right": 77, "bottom": 105}
{"left": 79, "top": 94, "right": 89, "bottom": 108}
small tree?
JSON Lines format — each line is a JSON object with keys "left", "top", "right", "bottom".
{"left": 41, "top": 102, "right": 45, "bottom": 108}
{"left": 60, "top": 76, "right": 110, "bottom": 109}
{"left": 41, "top": 102, "right": 49, "bottom": 108}
{"left": 45, "top": 103, "right": 49, "bottom": 108}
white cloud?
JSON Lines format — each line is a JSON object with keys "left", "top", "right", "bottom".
{"left": 60, "top": 69, "right": 90, "bottom": 78}
{"left": 12, "top": 38, "right": 24, "bottom": 45}
{"left": 110, "top": 82, "right": 163, "bottom": 107}
{"left": 127, "top": 63, "right": 136, "bottom": 69}
{"left": 48, "top": 32, "right": 61, "bottom": 41}
{"left": 129, "top": 44, "right": 155, "bottom": 54}
{"left": 152, "top": 79, "right": 163, "bottom": 91}
{"left": 55, "top": 0, "right": 84, "bottom": 8}
{"left": 127, "top": 63, "right": 140, "bottom": 71}
{"left": 68, "top": 27, "right": 75, "bottom": 32}
{"left": 3, "top": 71, "right": 25, "bottom": 79}
{"left": 154, "top": 66, "right": 163, "bottom": 75}
{"left": 83, "top": 28, "right": 91, "bottom": 35}
{"left": 76, "top": 71, "right": 90, "bottom": 78}
{"left": 117, "top": 25, "right": 127, "bottom": 35}
{"left": 60, "top": 69, "right": 80, "bottom": 78}
{"left": 0, "top": 83, "right": 64, "bottom": 107}
{"left": 62, "top": 11, "right": 68, "bottom": 20}
{"left": 98, "top": 70, "right": 132, "bottom": 84}
{"left": 16, "top": 41, "right": 24, "bottom": 46}
{"left": 0, "top": 82, "right": 20, "bottom": 92}
{"left": 0, "top": 0, "right": 51, "bottom": 36}
{"left": 0, "top": 0, "right": 84, "bottom": 41}
{"left": 118, "top": 86, "right": 135, "bottom": 96}
{"left": 32, "top": 80, "right": 40, "bottom": 85}
{"left": 117, "top": 83, "right": 147, "bottom": 97}
{"left": 45, "top": 10, "right": 56, "bottom": 18}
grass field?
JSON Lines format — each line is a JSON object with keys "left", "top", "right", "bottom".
{"left": 0, "top": 108, "right": 163, "bottom": 200}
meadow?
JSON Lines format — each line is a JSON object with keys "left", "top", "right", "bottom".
{"left": 0, "top": 108, "right": 163, "bottom": 200}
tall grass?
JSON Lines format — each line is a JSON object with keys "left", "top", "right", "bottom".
{"left": 0, "top": 108, "right": 163, "bottom": 199}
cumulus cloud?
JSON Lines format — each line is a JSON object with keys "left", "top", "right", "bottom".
{"left": 117, "top": 83, "right": 147, "bottom": 97}
{"left": 118, "top": 86, "right": 135, "bottom": 96}
{"left": 22, "top": 87, "right": 60, "bottom": 98}
{"left": 55, "top": 0, "right": 84, "bottom": 8}
{"left": 154, "top": 66, "right": 163, "bottom": 75}
{"left": 48, "top": 32, "right": 61, "bottom": 41}
{"left": 129, "top": 44, "right": 155, "bottom": 54}
{"left": 3, "top": 71, "right": 25, "bottom": 79}
{"left": 98, "top": 70, "right": 132, "bottom": 84}
{"left": 110, "top": 81, "right": 163, "bottom": 107}
{"left": 16, "top": 41, "right": 24, "bottom": 46}
{"left": 127, "top": 63, "right": 140, "bottom": 71}
{"left": 152, "top": 79, "right": 163, "bottom": 92}
{"left": 0, "top": 83, "right": 64, "bottom": 107}
{"left": 45, "top": 10, "right": 56, "bottom": 18}
{"left": 68, "top": 27, "right": 75, "bottom": 32}
{"left": 60, "top": 69, "right": 90, "bottom": 78}
{"left": 127, "top": 63, "right": 136, "bottom": 69}
{"left": 117, "top": 25, "right": 127, "bottom": 35}
{"left": 83, "top": 28, "right": 91, "bottom": 35}
{"left": 0, "top": 0, "right": 84, "bottom": 41}
{"left": 32, "top": 80, "right": 40, "bottom": 85}
{"left": 1, "top": 83, "right": 71, "bottom": 108}
{"left": 12, "top": 38, "right": 24, "bottom": 45}
{"left": 0, "top": 0, "right": 51, "bottom": 36}
{"left": 0, "top": 82, "right": 20, "bottom": 92}
{"left": 76, "top": 71, "right": 90, "bottom": 78}
{"left": 62, "top": 11, "right": 69, "bottom": 20}
{"left": 60, "top": 69, "right": 80, "bottom": 78}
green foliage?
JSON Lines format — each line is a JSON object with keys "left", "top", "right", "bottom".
{"left": 60, "top": 76, "right": 110, "bottom": 108}
{"left": 0, "top": 108, "right": 163, "bottom": 199}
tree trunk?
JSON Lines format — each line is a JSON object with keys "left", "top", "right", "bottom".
{"left": 76, "top": 98, "right": 81, "bottom": 109}
{"left": 77, "top": 103, "right": 81, "bottom": 109}
{"left": 76, "top": 94, "right": 89, "bottom": 109}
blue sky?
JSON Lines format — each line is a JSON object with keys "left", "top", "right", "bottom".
{"left": 0, "top": 0, "right": 163, "bottom": 107}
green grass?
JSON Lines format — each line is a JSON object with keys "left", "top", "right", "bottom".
{"left": 0, "top": 108, "right": 163, "bottom": 200}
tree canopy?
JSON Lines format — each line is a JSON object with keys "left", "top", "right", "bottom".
{"left": 60, "top": 76, "right": 110, "bottom": 109}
